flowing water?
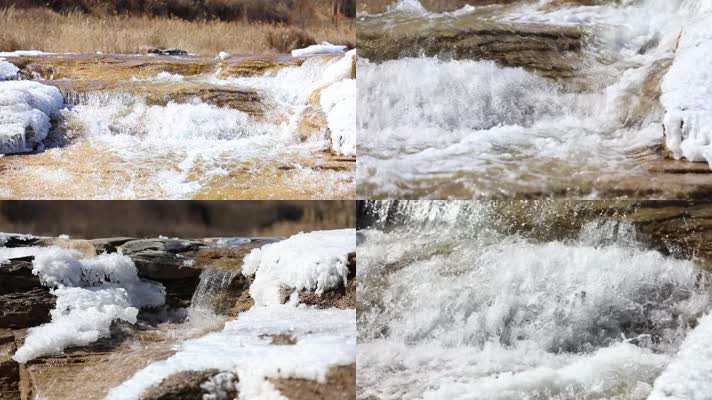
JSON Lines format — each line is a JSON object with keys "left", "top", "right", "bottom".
{"left": 26, "top": 263, "right": 241, "bottom": 400}
{"left": 188, "top": 266, "right": 239, "bottom": 322}
{"left": 357, "top": 0, "right": 712, "bottom": 199}
{"left": 357, "top": 201, "right": 712, "bottom": 399}
{"left": 0, "top": 53, "right": 355, "bottom": 199}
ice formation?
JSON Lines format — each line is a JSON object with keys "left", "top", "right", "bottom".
{"left": 357, "top": 202, "right": 711, "bottom": 400}
{"left": 48, "top": 49, "right": 357, "bottom": 198}
{"left": 649, "top": 313, "right": 712, "bottom": 400}
{"left": 0, "top": 80, "right": 64, "bottom": 154}
{"left": 0, "top": 59, "right": 18, "bottom": 80}
{"left": 291, "top": 42, "right": 347, "bottom": 57}
{"left": 661, "top": 10, "right": 712, "bottom": 166}
{"left": 357, "top": 0, "right": 712, "bottom": 196}
{"left": 106, "top": 305, "right": 356, "bottom": 400}
{"left": 321, "top": 79, "right": 356, "bottom": 156}
{"left": 242, "top": 229, "right": 355, "bottom": 306}
{"left": 106, "top": 228, "right": 356, "bottom": 399}
{"left": 0, "top": 246, "right": 165, "bottom": 363}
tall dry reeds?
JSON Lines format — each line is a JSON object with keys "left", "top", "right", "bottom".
{"left": 0, "top": 6, "right": 354, "bottom": 54}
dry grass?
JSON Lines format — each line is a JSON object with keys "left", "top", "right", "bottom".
{"left": 0, "top": 7, "right": 354, "bottom": 54}
{"left": 0, "top": 0, "right": 356, "bottom": 22}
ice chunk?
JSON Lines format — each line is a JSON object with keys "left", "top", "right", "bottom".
{"left": 105, "top": 305, "right": 356, "bottom": 400}
{"left": 648, "top": 313, "right": 712, "bottom": 400}
{"left": 321, "top": 79, "right": 356, "bottom": 156}
{"left": 0, "top": 246, "right": 165, "bottom": 363}
{"left": 242, "top": 229, "right": 355, "bottom": 306}
{"left": 0, "top": 81, "right": 64, "bottom": 154}
{"left": 0, "top": 59, "right": 19, "bottom": 81}
{"left": 291, "top": 42, "right": 347, "bottom": 57}
{"left": 661, "top": 12, "right": 712, "bottom": 166}
{"left": 0, "top": 50, "right": 55, "bottom": 57}
{"left": 13, "top": 286, "right": 139, "bottom": 363}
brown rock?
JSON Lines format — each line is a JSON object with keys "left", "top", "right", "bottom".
{"left": 359, "top": 14, "right": 583, "bottom": 79}
{"left": 34, "top": 238, "right": 96, "bottom": 258}
{"left": 140, "top": 369, "right": 231, "bottom": 400}
{"left": 279, "top": 252, "right": 356, "bottom": 309}
{"left": 0, "top": 336, "right": 20, "bottom": 400}
{"left": 90, "top": 238, "right": 136, "bottom": 254}
{"left": 143, "top": 86, "right": 263, "bottom": 117}
{"left": 0, "top": 259, "right": 53, "bottom": 330}
{"left": 271, "top": 364, "right": 355, "bottom": 400}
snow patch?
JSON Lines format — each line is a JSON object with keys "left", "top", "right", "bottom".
{"left": 242, "top": 229, "right": 355, "bottom": 306}
{"left": 291, "top": 42, "right": 347, "bottom": 57}
{"left": 105, "top": 305, "right": 355, "bottom": 400}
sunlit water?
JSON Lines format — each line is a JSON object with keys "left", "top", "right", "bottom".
{"left": 357, "top": 0, "right": 711, "bottom": 199}
{"left": 357, "top": 201, "right": 712, "bottom": 399}
{"left": 0, "top": 54, "right": 354, "bottom": 199}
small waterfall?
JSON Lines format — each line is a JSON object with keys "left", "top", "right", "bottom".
{"left": 188, "top": 267, "right": 238, "bottom": 320}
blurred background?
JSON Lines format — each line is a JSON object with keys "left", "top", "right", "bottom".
{"left": 0, "top": 201, "right": 355, "bottom": 238}
{"left": 0, "top": 0, "right": 355, "bottom": 54}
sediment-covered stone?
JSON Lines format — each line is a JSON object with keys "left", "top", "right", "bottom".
{"left": 359, "top": 14, "right": 583, "bottom": 78}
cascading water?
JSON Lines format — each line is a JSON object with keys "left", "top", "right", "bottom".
{"left": 357, "top": 201, "right": 712, "bottom": 400}
{"left": 0, "top": 52, "right": 356, "bottom": 199}
{"left": 357, "top": 0, "right": 712, "bottom": 199}
{"left": 188, "top": 266, "right": 239, "bottom": 320}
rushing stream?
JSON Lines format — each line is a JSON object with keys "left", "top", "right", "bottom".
{"left": 0, "top": 52, "right": 356, "bottom": 199}
{"left": 357, "top": 0, "right": 712, "bottom": 198}
{"left": 357, "top": 201, "right": 712, "bottom": 399}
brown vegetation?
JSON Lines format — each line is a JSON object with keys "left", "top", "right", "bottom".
{"left": 0, "top": 201, "right": 355, "bottom": 238}
{"left": 0, "top": 0, "right": 355, "bottom": 22}
{"left": 0, "top": 4, "right": 354, "bottom": 54}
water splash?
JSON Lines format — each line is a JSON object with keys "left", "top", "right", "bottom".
{"left": 357, "top": 201, "right": 711, "bottom": 399}
{"left": 188, "top": 267, "right": 239, "bottom": 321}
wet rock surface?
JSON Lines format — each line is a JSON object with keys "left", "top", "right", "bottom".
{"left": 0, "top": 53, "right": 355, "bottom": 200}
{"left": 141, "top": 369, "right": 230, "bottom": 400}
{"left": 0, "top": 234, "right": 356, "bottom": 399}
{"left": 279, "top": 252, "right": 356, "bottom": 309}
{"left": 359, "top": 12, "right": 583, "bottom": 79}
{"left": 0, "top": 258, "right": 53, "bottom": 330}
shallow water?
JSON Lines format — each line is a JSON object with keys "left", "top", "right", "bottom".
{"left": 0, "top": 53, "right": 355, "bottom": 199}
{"left": 357, "top": 0, "right": 712, "bottom": 199}
{"left": 357, "top": 201, "right": 712, "bottom": 399}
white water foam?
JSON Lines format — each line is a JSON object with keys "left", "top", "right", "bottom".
{"left": 49, "top": 52, "right": 356, "bottom": 198}
{"left": 357, "top": 202, "right": 711, "bottom": 400}
{"left": 358, "top": 0, "right": 712, "bottom": 196}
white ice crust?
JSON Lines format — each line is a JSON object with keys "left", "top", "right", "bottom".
{"left": 0, "top": 246, "right": 165, "bottom": 363}
{"left": 242, "top": 229, "right": 356, "bottom": 306}
{"left": 321, "top": 78, "right": 356, "bottom": 156}
{"left": 291, "top": 42, "right": 347, "bottom": 57}
{"left": 105, "top": 305, "right": 356, "bottom": 400}
{"left": 661, "top": 10, "right": 712, "bottom": 166}
{"left": 0, "top": 80, "right": 64, "bottom": 154}
{"left": 649, "top": 313, "right": 712, "bottom": 400}
{"left": 0, "top": 59, "right": 19, "bottom": 80}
